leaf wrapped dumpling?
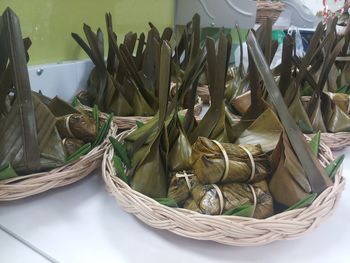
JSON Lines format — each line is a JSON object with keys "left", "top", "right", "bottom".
{"left": 192, "top": 137, "right": 270, "bottom": 185}
{"left": 56, "top": 113, "right": 98, "bottom": 143}
{"left": 183, "top": 180, "right": 273, "bottom": 219}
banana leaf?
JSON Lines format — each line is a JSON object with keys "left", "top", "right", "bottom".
{"left": 247, "top": 31, "right": 332, "bottom": 199}
{"left": 167, "top": 173, "right": 199, "bottom": 206}
{"left": 129, "top": 41, "right": 172, "bottom": 198}
{"left": 225, "top": 24, "right": 249, "bottom": 107}
{"left": 72, "top": 25, "right": 134, "bottom": 116}
{"left": 167, "top": 110, "right": 193, "bottom": 172}
{"left": 0, "top": 8, "right": 66, "bottom": 174}
{"left": 324, "top": 92, "right": 350, "bottom": 114}
{"left": 269, "top": 133, "right": 313, "bottom": 206}
{"left": 323, "top": 93, "right": 350, "bottom": 132}
{"left": 236, "top": 108, "right": 283, "bottom": 152}
{"left": 305, "top": 20, "right": 345, "bottom": 132}
{"left": 189, "top": 33, "right": 232, "bottom": 143}
{"left": 47, "top": 96, "right": 80, "bottom": 117}
{"left": 192, "top": 137, "right": 270, "bottom": 184}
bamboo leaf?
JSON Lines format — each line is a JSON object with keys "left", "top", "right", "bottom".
{"left": 286, "top": 193, "right": 317, "bottom": 211}
{"left": 109, "top": 136, "right": 131, "bottom": 168}
{"left": 66, "top": 143, "right": 92, "bottom": 163}
{"left": 154, "top": 198, "right": 178, "bottom": 208}
{"left": 309, "top": 131, "right": 321, "bottom": 156}
{"left": 223, "top": 205, "right": 255, "bottom": 217}
{"left": 113, "top": 155, "right": 128, "bottom": 183}
{"left": 0, "top": 163, "right": 18, "bottom": 180}
{"left": 325, "top": 155, "right": 345, "bottom": 179}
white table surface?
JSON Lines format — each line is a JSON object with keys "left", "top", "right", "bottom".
{"left": 1, "top": 149, "right": 349, "bottom": 263}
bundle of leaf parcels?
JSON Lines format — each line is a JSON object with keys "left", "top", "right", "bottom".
{"left": 275, "top": 18, "right": 350, "bottom": 134}
{"left": 0, "top": 9, "right": 112, "bottom": 180}
{"left": 72, "top": 13, "right": 206, "bottom": 119}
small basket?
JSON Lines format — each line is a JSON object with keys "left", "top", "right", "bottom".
{"left": 0, "top": 120, "right": 117, "bottom": 201}
{"left": 102, "top": 132, "right": 345, "bottom": 246}
{"left": 256, "top": 1, "right": 285, "bottom": 25}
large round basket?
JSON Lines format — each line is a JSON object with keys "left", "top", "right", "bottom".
{"left": 102, "top": 132, "right": 345, "bottom": 246}
{"left": 0, "top": 121, "right": 117, "bottom": 202}
{"left": 256, "top": 1, "right": 285, "bottom": 25}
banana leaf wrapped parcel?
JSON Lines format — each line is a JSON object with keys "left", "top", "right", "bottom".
{"left": 0, "top": 8, "right": 113, "bottom": 181}
{"left": 183, "top": 180, "right": 273, "bottom": 219}
{"left": 56, "top": 113, "right": 98, "bottom": 143}
{"left": 192, "top": 137, "right": 270, "bottom": 184}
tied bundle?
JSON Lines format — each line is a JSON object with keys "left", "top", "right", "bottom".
{"left": 56, "top": 113, "right": 98, "bottom": 143}
{"left": 192, "top": 137, "right": 270, "bottom": 184}
{"left": 184, "top": 180, "right": 273, "bottom": 219}
{"left": 167, "top": 137, "right": 274, "bottom": 218}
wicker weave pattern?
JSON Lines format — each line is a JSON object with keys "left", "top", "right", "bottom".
{"left": 102, "top": 132, "right": 345, "bottom": 246}
{"left": 320, "top": 133, "right": 350, "bottom": 151}
{"left": 256, "top": 1, "right": 285, "bottom": 24}
{"left": 0, "top": 121, "right": 118, "bottom": 201}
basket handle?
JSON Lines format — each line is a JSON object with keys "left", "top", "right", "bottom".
{"left": 1, "top": 8, "right": 41, "bottom": 171}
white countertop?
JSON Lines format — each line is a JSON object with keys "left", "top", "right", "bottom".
{"left": 1, "top": 149, "right": 349, "bottom": 263}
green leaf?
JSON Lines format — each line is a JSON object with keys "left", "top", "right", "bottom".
{"left": 309, "top": 131, "right": 321, "bottom": 156}
{"left": 286, "top": 193, "right": 317, "bottom": 211}
{"left": 336, "top": 85, "right": 350, "bottom": 94}
{"left": 136, "top": 120, "right": 144, "bottom": 129}
{"left": 154, "top": 198, "right": 178, "bottom": 208}
{"left": 93, "top": 113, "right": 113, "bottom": 147}
{"left": 223, "top": 205, "right": 255, "bottom": 217}
{"left": 112, "top": 156, "right": 128, "bottom": 183}
{"left": 325, "top": 154, "right": 345, "bottom": 179}
{"left": 109, "top": 136, "right": 131, "bottom": 168}
{"left": 66, "top": 143, "right": 92, "bottom": 163}
{"left": 72, "top": 96, "right": 83, "bottom": 108}
{"left": 0, "top": 163, "right": 18, "bottom": 180}
{"left": 92, "top": 105, "right": 100, "bottom": 130}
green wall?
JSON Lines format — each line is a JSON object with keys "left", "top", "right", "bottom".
{"left": 0, "top": 0, "right": 175, "bottom": 65}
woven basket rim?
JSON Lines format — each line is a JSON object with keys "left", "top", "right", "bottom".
{"left": 0, "top": 119, "right": 118, "bottom": 201}
{"left": 102, "top": 131, "right": 345, "bottom": 246}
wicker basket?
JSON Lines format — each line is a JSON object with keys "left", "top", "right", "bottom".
{"left": 256, "top": 1, "right": 285, "bottom": 25}
{"left": 102, "top": 132, "right": 345, "bottom": 246}
{"left": 0, "top": 119, "right": 117, "bottom": 202}
{"left": 319, "top": 133, "right": 350, "bottom": 151}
